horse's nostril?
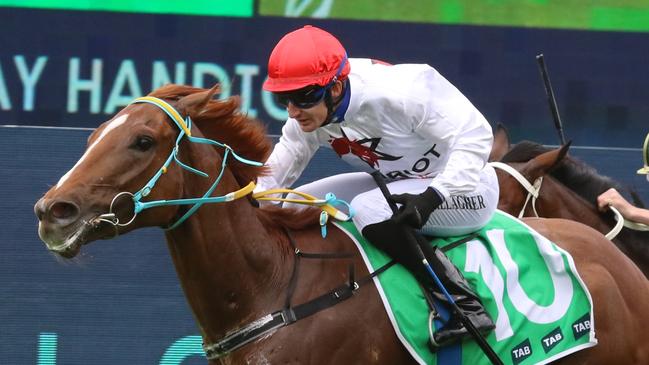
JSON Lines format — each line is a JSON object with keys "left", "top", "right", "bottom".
{"left": 49, "top": 201, "right": 80, "bottom": 221}
{"left": 34, "top": 199, "right": 46, "bottom": 221}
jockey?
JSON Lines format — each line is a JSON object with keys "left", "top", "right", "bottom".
{"left": 597, "top": 132, "right": 649, "bottom": 225}
{"left": 257, "top": 25, "right": 498, "bottom": 347}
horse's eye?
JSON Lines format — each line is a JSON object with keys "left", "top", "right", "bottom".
{"left": 132, "top": 135, "right": 154, "bottom": 151}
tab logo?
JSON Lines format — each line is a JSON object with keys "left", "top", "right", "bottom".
{"left": 542, "top": 327, "right": 564, "bottom": 353}
{"left": 511, "top": 338, "right": 532, "bottom": 364}
{"left": 572, "top": 313, "right": 591, "bottom": 340}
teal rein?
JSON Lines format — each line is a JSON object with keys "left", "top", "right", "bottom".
{"left": 130, "top": 97, "right": 263, "bottom": 230}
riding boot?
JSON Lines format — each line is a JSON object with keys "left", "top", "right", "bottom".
{"left": 414, "top": 234, "right": 495, "bottom": 347}
{"left": 362, "top": 220, "right": 494, "bottom": 348}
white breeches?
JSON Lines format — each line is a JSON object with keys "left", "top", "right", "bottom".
{"left": 288, "top": 165, "right": 499, "bottom": 237}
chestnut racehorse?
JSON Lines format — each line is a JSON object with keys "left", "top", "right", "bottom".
{"left": 490, "top": 127, "right": 649, "bottom": 278}
{"left": 35, "top": 85, "right": 649, "bottom": 364}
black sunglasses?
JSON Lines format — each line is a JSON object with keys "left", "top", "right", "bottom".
{"left": 273, "top": 84, "right": 332, "bottom": 109}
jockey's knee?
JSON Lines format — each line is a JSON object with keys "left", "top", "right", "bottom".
{"left": 351, "top": 190, "right": 392, "bottom": 232}
{"left": 350, "top": 193, "right": 370, "bottom": 214}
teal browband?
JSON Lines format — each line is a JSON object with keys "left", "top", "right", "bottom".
{"left": 129, "top": 96, "right": 264, "bottom": 230}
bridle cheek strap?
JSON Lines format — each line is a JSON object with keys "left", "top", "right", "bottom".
{"left": 489, "top": 162, "right": 542, "bottom": 218}
{"left": 98, "top": 96, "right": 262, "bottom": 230}
{"left": 99, "top": 96, "right": 354, "bottom": 232}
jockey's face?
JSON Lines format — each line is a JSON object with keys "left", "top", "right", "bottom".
{"left": 285, "top": 80, "right": 344, "bottom": 133}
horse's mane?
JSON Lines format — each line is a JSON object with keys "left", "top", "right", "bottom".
{"left": 501, "top": 140, "right": 631, "bottom": 205}
{"left": 148, "top": 84, "right": 320, "bottom": 232}
{"left": 149, "top": 84, "right": 271, "bottom": 184}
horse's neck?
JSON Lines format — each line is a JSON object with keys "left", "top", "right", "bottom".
{"left": 542, "top": 178, "right": 649, "bottom": 279}
{"left": 164, "top": 142, "right": 292, "bottom": 341}
{"left": 539, "top": 178, "right": 612, "bottom": 232}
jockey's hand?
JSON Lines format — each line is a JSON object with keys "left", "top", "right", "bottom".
{"left": 391, "top": 187, "right": 444, "bottom": 228}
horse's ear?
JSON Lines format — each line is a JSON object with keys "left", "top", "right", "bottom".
{"left": 489, "top": 123, "right": 511, "bottom": 161}
{"left": 523, "top": 141, "right": 572, "bottom": 180}
{"left": 177, "top": 84, "right": 221, "bottom": 116}
{"left": 557, "top": 140, "right": 572, "bottom": 162}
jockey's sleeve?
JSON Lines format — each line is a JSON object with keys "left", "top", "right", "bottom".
{"left": 255, "top": 118, "right": 320, "bottom": 192}
{"left": 430, "top": 135, "right": 492, "bottom": 199}
{"left": 412, "top": 68, "right": 493, "bottom": 199}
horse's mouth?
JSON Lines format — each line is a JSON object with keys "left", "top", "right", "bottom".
{"left": 38, "top": 215, "right": 112, "bottom": 258}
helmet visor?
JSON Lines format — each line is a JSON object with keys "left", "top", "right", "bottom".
{"left": 274, "top": 85, "right": 329, "bottom": 109}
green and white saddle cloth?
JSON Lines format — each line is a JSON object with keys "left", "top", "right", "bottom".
{"left": 336, "top": 210, "right": 596, "bottom": 365}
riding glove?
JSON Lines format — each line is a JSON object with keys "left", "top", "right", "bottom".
{"left": 391, "top": 187, "right": 444, "bottom": 228}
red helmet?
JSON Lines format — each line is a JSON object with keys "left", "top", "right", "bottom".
{"left": 263, "top": 25, "right": 350, "bottom": 92}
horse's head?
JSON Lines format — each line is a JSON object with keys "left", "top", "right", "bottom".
{"left": 35, "top": 85, "right": 267, "bottom": 258}
{"left": 494, "top": 143, "right": 570, "bottom": 216}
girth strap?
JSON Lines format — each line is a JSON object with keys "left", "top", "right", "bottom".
{"left": 203, "top": 283, "right": 357, "bottom": 360}
{"left": 203, "top": 261, "right": 395, "bottom": 359}
{"left": 203, "top": 265, "right": 395, "bottom": 360}
{"left": 202, "top": 229, "right": 476, "bottom": 360}
{"left": 202, "top": 228, "right": 396, "bottom": 360}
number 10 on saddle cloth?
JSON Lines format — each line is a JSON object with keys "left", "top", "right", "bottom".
{"left": 338, "top": 210, "right": 595, "bottom": 365}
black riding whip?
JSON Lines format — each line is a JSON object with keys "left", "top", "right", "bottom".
{"left": 370, "top": 171, "right": 503, "bottom": 365}
{"left": 536, "top": 54, "right": 567, "bottom": 145}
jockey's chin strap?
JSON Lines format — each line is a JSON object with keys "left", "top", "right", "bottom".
{"left": 489, "top": 162, "right": 649, "bottom": 240}
{"left": 93, "top": 96, "right": 353, "bottom": 232}
{"left": 489, "top": 162, "right": 543, "bottom": 219}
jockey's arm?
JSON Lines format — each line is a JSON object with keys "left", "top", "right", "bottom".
{"left": 255, "top": 118, "right": 320, "bottom": 193}
{"left": 412, "top": 79, "right": 493, "bottom": 199}
{"left": 389, "top": 69, "right": 493, "bottom": 228}
{"left": 629, "top": 207, "right": 649, "bottom": 225}
{"left": 597, "top": 188, "right": 649, "bottom": 225}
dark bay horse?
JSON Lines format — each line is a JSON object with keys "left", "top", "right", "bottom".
{"left": 490, "top": 128, "right": 649, "bottom": 278}
{"left": 35, "top": 85, "right": 649, "bottom": 364}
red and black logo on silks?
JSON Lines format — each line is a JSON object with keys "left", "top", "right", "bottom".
{"left": 328, "top": 129, "right": 401, "bottom": 168}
